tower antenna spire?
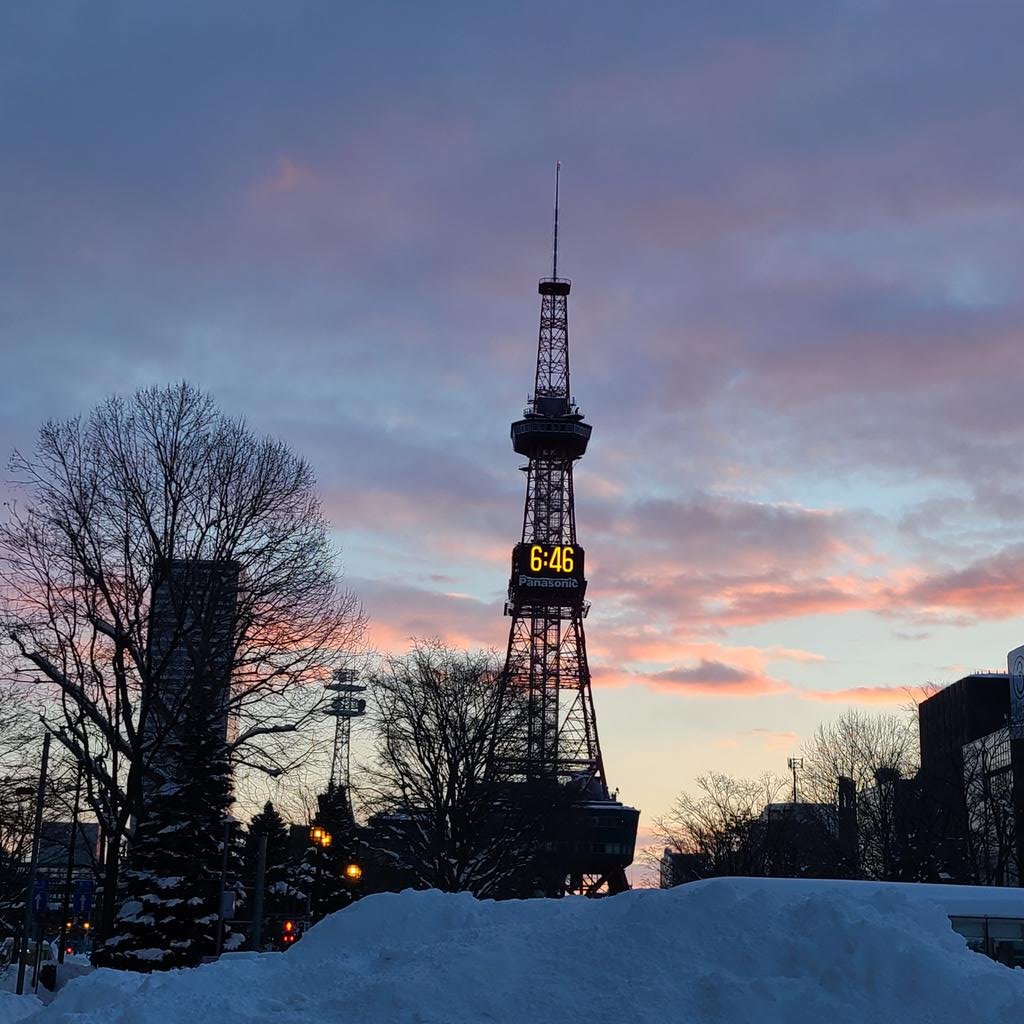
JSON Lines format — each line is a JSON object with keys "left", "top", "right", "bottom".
{"left": 552, "top": 160, "right": 561, "bottom": 280}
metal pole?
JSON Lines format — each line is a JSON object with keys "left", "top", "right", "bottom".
{"left": 58, "top": 767, "right": 82, "bottom": 964}
{"left": 314, "top": 854, "right": 321, "bottom": 924}
{"left": 31, "top": 935, "right": 42, "bottom": 994}
{"left": 251, "top": 834, "right": 267, "bottom": 951}
{"left": 17, "top": 732, "right": 51, "bottom": 996}
{"left": 214, "top": 818, "right": 232, "bottom": 957}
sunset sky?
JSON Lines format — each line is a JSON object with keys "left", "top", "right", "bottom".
{"left": 4, "top": 2, "right": 1024, "bottom": 845}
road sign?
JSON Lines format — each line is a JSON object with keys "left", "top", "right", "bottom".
{"left": 72, "top": 879, "right": 94, "bottom": 915}
{"left": 32, "top": 878, "right": 49, "bottom": 913}
{"left": 1008, "top": 645, "right": 1024, "bottom": 740}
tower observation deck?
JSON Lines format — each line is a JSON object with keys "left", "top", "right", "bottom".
{"left": 502, "top": 165, "right": 638, "bottom": 896}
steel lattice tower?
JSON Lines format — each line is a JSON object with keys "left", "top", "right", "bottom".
{"left": 502, "top": 167, "right": 636, "bottom": 895}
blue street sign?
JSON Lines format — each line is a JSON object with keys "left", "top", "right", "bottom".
{"left": 72, "top": 879, "right": 94, "bottom": 915}
{"left": 32, "top": 878, "right": 49, "bottom": 913}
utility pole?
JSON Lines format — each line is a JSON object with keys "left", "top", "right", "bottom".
{"left": 251, "top": 834, "right": 267, "bottom": 951}
{"left": 17, "top": 732, "right": 51, "bottom": 996}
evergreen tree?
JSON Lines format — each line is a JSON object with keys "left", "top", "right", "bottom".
{"left": 246, "top": 801, "right": 301, "bottom": 932}
{"left": 222, "top": 818, "right": 248, "bottom": 952}
{"left": 94, "top": 694, "right": 234, "bottom": 971}
{"left": 299, "top": 785, "right": 361, "bottom": 921}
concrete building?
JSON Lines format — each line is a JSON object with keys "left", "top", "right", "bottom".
{"left": 659, "top": 849, "right": 702, "bottom": 888}
{"left": 916, "top": 668, "right": 1024, "bottom": 886}
{"left": 918, "top": 673, "right": 1009, "bottom": 788}
{"left": 144, "top": 558, "right": 240, "bottom": 791}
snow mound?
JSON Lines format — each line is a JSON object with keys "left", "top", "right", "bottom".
{"left": 15, "top": 878, "right": 1024, "bottom": 1024}
{"left": 0, "top": 993, "right": 40, "bottom": 1024}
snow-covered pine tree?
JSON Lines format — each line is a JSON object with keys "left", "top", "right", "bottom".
{"left": 246, "top": 800, "right": 302, "bottom": 929}
{"left": 298, "top": 785, "right": 361, "bottom": 921}
{"left": 94, "top": 691, "right": 235, "bottom": 971}
{"left": 222, "top": 814, "right": 248, "bottom": 952}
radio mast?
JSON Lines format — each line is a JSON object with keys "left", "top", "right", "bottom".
{"left": 502, "top": 165, "right": 638, "bottom": 895}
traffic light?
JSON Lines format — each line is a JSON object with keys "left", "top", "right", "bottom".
{"left": 281, "top": 920, "right": 297, "bottom": 945}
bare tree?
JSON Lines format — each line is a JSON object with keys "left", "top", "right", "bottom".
{"left": 653, "top": 772, "right": 790, "bottom": 878}
{"left": 962, "top": 730, "right": 1018, "bottom": 886}
{"left": 0, "top": 693, "right": 90, "bottom": 943}
{"left": 654, "top": 710, "right": 921, "bottom": 886}
{"left": 799, "top": 708, "right": 919, "bottom": 799}
{"left": 0, "top": 382, "right": 364, "bottom": 936}
{"left": 0, "top": 687, "right": 42, "bottom": 928}
{"left": 798, "top": 708, "right": 920, "bottom": 879}
{"left": 359, "top": 640, "right": 544, "bottom": 898}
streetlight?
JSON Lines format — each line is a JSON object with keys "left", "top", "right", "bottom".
{"left": 344, "top": 863, "right": 362, "bottom": 883}
{"left": 309, "top": 826, "right": 332, "bottom": 848}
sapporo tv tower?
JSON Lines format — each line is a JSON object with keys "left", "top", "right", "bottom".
{"left": 503, "top": 164, "right": 639, "bottom": 896}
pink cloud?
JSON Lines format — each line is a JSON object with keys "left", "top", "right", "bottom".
{"left": 768, "top": 647, "right": 826, "bottom": 664}
{"left": 799, "top": 685, "right": 931, "bottom": 706}
{"left": 592, "top": 658, "right": 790, "bottom": 698}
{"left": 647, "top": 660, "right": 790, "bottom": 697}
{"left": 253, "top": 155, "right": 313, "bottom": 197}
{"left": 356, "top": 580, "right": 501, "bottom": 656}
{"left": 713, "top": 728, "right": 797, "bottom": 752}
{"left": 900, "top": 544, "right": 1024, "bottom": 621}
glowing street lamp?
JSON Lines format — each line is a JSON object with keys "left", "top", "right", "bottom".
{"left": 309, "top": 826, "right": 332, "bottom": 848}
{"left": 344, "top": 862, "right": 362, "bottom": 882}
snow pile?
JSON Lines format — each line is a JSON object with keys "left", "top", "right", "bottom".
{"left": 11, "top": 878, "right": 1024, "bottom": 1024}
{"left": 0, "top": 993, "right": 40, "bottom": 1023}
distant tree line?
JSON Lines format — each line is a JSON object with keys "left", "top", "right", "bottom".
{"left": 654, "top": 706, "right": 1019, "bottom": 887}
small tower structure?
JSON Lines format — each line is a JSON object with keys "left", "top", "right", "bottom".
{"left": 325, "top": 668, "right": 366, "bottom": 818}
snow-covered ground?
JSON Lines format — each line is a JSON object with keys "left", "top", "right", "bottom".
{"left": 5, "top": 878, "right": 1024, "bottom": 1024}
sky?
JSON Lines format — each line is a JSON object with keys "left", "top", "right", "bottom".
{"left": 4, "top": 2, "right": 1024, "bottom": 852}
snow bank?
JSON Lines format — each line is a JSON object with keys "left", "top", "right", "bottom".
{"left": 11, "top": 878, "right": 1024, "bottom": 1024}
{"left": 0, "top": 992, "right": 41, "bottom": 1023}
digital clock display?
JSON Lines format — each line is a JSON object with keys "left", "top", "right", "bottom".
{"left": 508, "top": 543, "right": 586, "bottom": 606}
{"left": 525, "top": 544, "right": 576, "bottom": 573}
